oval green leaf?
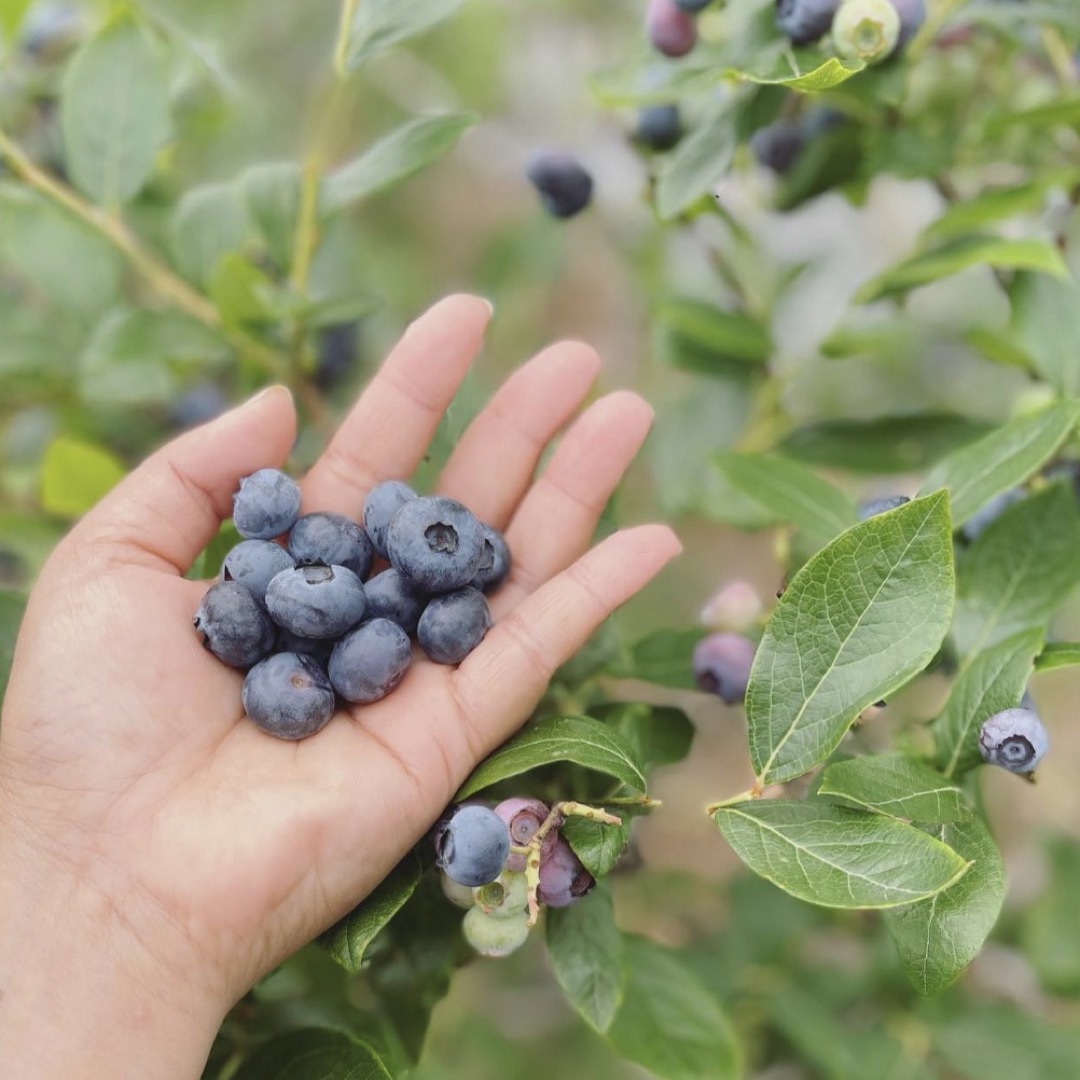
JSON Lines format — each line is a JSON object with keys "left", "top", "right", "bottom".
{"left": 232, "top": 1028, "right": 391, "bottom": 1080}
{"left": 344, "top": 0, "right": 467, "bottom": 70}
{"left": 1034, "top": 642, "right": 1080, "bottom": 672}
{"left": 818, "top": 755, "right": 970, "bottom": 824}
{"left": 40, "top": 436, "right": 126, "bottom": 518}
{"left": 655, "top": 100, "right": 738, "bottom": 221}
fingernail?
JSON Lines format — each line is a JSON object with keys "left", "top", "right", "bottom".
{"left": 480, "top": 297, "right": 495, "bottom": 317}
{"left": 243, "top": 384, "right": 292, "bottom": 408}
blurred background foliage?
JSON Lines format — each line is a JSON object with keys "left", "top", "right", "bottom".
{"left": 4, "top": 1, "right": 1080, "bottom": 1078}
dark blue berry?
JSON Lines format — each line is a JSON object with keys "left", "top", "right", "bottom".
{"left": 775, "top": 0, "right": 841, "bottom": 45}
{"left": 222, "top": 539, "right": 296, "bottom": 606}
{"left": 265, "top": 564, "right": 366, "bottom": 639}
{"left": 979, "top": 708, "right": 1048, "bottom": 774}
{"left": 242, "top": 652, "right": 336, "bottom": 740}
{"left": 288, "top": 512, "right": 374, "bottom": 580}
{"left": 525, "top": 152, "right": 594, "bottom": 220}
{"left": 674, "top": 0, "right": 712, "bottom": 10}
{"left": 417, "top": 587, "right": 492, "bottom": 665}
{"left": 363, "top": 481, "right": 417, "bottom": 560}
{"left": 857, "top": 494, "right": 911, "bottom": 520}
{"left": 387, "top": 496, "right": 486, "bottom": 594}
{"left": 194, "top": 581, "right": 276, "bottom": 669}
{"left": 960, "top": 488, "right": 1026, "bottom": 543}
{"left": 434, "top": 805, "right": 511, "bottom": 887}
{"left": 232, "top": 469, "right": 302, "bottom": 541}
{"left": 363, "top": 568, "right": 427, "bottom": 635}
{"left": 750, "top": 119, "right": 806, "bottom": 175}
{"left": 471, "top": 525, "right": 512, "bottom": 593}
{"left": 693, "top": 632, "right": 756, "bottom": 705}
{"left": 314, "top": 323, "right": 359, "bottom": 392}
{"left": 274, "top": 628, "right": 334, "bottom": 665}
{"left": 537, "top": 836, "right": 595, "bottom": 908}
{"left": 329, "top": 618, "right": 413, "bottom": 704}
{"left": 170, "top": 382, "right": 228, "bottom": 429}
{"left": 636, "top": 105, "right": 682, "bottom": 152}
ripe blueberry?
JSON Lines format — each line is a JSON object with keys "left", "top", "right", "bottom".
{"left": 979, "top": 708, "right": 1048, "bottom": 774}
{"left": 750, "top": 119, "right": 806, "bottom": 175}
{"left": 857, "top": 494, "right": 911, "bottom": 520}
{"left": 961, "top": 488, "right": 1025, "bottom": 543}
{"left": 646, "top": 0, "right": 698, "bottom": 57}
{"left": 363, "top": 480, "right": 417, "bottom": 560}
{"left": 775, "top": 0, "right": 841, "bottom": 45}
{"left": 462, "top": 905, "right": 531, "bottom": 958}
{"left": 362, "top": 568, "right": 427, "bottom": 635}
{"left": 194, "top": 580, "right": 276, "bottom": 669}
{"left": 170, "top": 382, "right": 228, "bottom": 430}
{"left": 538, "top": 836, "right": 595, "bottom": 908}
{"left": 232, "top": 468, "right": 302, "bottom": 540}
{"left": 222, "top": 539, "right": 296, "bottom": 607}
{"left": 328, "top": 618, "right": 412, "bottom": 704}
{"left": 674, "top": 0, "right": 712, "bottom": 10}
{"left": 435, "top": 805, "right": 512, "bottom": 887}
{"left": 314, "top": 323, "right": 359, "bottom": 392}
{"left": 888, "top": 0, "right": 926, "bottom": 48}
{"left": 242, "top": 652, "right": 336, "bottom": 740}
{"left": 417, "top": 587, "right": 492, "bottom": 665}
{"left": 524, "top": 151, "right": 594, "bottom": 220}
{"left": 288, "top": 511, "right": 374, "bottom": 580}
{"left": 693, "top": 632, "right": 757, "bottom": 705}
{"left": 471, "top": 525, "right": 512, "bottom": 593}
{"left": 635, "top": 105, "right": 683, "bottom": 152}
{"left": 265, "top": 564, "right": 366, "bottom": 639}
{"left": 832, "top": 0, "right": 901, "bottom": 62}
{"left": 387, "top": 496, "right": 486, "bottom": 594}
{"left": 274, "top": 627, "right": 334, "bottom": 665}
{"left": 494, "top": 797, "right": 555, "bottom": 872}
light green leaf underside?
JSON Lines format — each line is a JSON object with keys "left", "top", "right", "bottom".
{"left": 818, "top": 755, "right": 970, "bottom": 823}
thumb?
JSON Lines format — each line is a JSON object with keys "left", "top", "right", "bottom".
{"left": 73, "top": 386, "right": 297, "bottom": 574}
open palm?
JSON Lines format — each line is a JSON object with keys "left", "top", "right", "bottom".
{"left": 0, "top": 295, "right": 679, "bottom": 1076}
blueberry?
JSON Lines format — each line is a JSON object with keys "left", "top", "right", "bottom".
{"left": 288, "top": 512, "right": 374, "bottom": 580}
{"left": 635, "top": 104, "right": 683, "bottom": 152}
{"left": 274, "top": 627, "right": 334, "bottom": 665}
{"left": 524, "top": 151, "right": 594, "bottom": 220}
{"left": 387, "top": 496, "right": 486, "bottom": 594}
{"left": 775, "top": 0, "right": 841, "bottom": 45}
{"left": 537, "top": 836, "right": 595, "bottom": 908}
{"left": 313, "top": 323, "right": 359, "bottom": 392}
{"left": 363, "top": 568, "right": 427, "bottom": 635}
{"left": 475, "top": 871, "right": 529, "bottom": 919}
{"left": 417, "top": 587, "right": 492, "bottom": 665}
{"left": 462, "top": 905, "right": 530, "bottom": 957}
{"left": 979, "top": 707, "right": 1048, "bottom": 774}
{"left": 242, "top": 652, "right": 336, "bottom": 740}
{"left": 194, "top": 581, "right": 276, "bottom": 669}
{"left": 435, "top": 805, "right": 511, "bottom": 887}
{"left": 857, "top": 494, "right": 911, "bottom": 520}
{"left": 495, "top": 797, "right": 555, "bottom": 872}
{"left": 832, "top": 0, "right": 901, "bottom": 62}
{"left": 221, "top": 539, "right": 296, "bottom": 606}
{"left": 363, "top": 480, "right": 417, "bottom": 560}
{"left": 960, "top": 488, "right": 1025, "bottom": 543}
{"left": 750, "top": 119, "right": 806, "bottom": 175}
{"left": 170, "top": 382, "right": 228, "bottom": 430}
{"left": 646, "top": 0, "right": 698, "bottom": 57}
{"left": 888, "top": 0, "right": 926, "bottom": 48}
{"left": 693, "top": 632, "right": 757, "bottom": 705}
{"left": 329, "top": 618, "right": 412, "bottom": 704}
{"left": 471, "top": 525, "right": 512, "bottom": 593}
{"left": 20, "top": 2, "right": 83, "bottom": 61}
{"left": 265, "top": 564, "right": 366, "bottom": 639}
{"left": 674, "top": 0, "right": 712, "bottom": 10}
{"left": 232, "top": 469, "right": 302, "bottom": 541}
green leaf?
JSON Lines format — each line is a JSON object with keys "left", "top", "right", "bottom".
{"left": 918, "top": 402, "right": 1080, "bottom": 527}
{"left": 952, "top": 484, "right": 1080, "bottom": 658}
{"left": 455, "top": 715, "right": 646, "bottom": 800}
{"left": 1021, "top": 836, "right": 1080, "bottom": 996}
{"left": 655, "top": 100, "right": 738, "bottom": 221}
{"left": 655, "top": 297, "right": 771, "bottom": 375}
{"left": 170, "top": 182, "right": 251, "bottom": 287}
{"left": 728, "top": 53, "right": 865, "bottom": 91}
{"left": 1035, "top": 642, "right": 1080, "bottom": 672}
{"left": 0, "top": 590, "right": 27, "bottom": 700}
{"left": 560, "top": 814, "right": 631, "bottom": 879}
{"left": 715, "top": 452, "right": 856, "bottom": 549}
{"left": 932, "top": 629, "right": 1043, "bottom": 779}
{"left": 232, "top": 1028, "right": 391, "bottom": 1080}
{"left": 545, "top": 883, "right": 625, "bottom": 1035}
{"left": 613, "top": 628, "right": 700, "bottom": 691}
{"left": 1010, "top": 272, "right": 1080, "bottom": 397}
{"left": 779, "top": 413, "right": 993, "bottom": 475}
{"left": 606, "top": 935, "right": 742, "bottom": 1080}
{"left": 712, "top": 800, "right": 971, "bottom": 909}
{"left": 319, "top": 852, "right": 422, "bottom": 973}
{"left": 817, "top": 755, "right": 970, "bottom": 824}
{"left": 321, "top": 113, "right": 477, "bottom": 215}
{"left": 241, "top": 161, "right": 302, "bottom": 272}
{"left": 747, "top": 493, "right": 954, "bottom": 785}
{"left": 186, "top": 522, "right": 241, "bottom": 582}
{"left": 60, "top": 16, "right": 170, "bottom": 206}
{"left": 0, "top": 0, "right": 34, "bottom": 36}
{"left": 40, "top": 436, "right": 126, "bottom": 518}
{"left": 884, "top": 815, "right": 1005, "bottom": 996}
{"left": 208, "top": 254, "right": 279, "bottom": 328}
{"left": 344, "top": 0, "right": 467, "bottom": 70}
{"left": 591, "top": 702, "right": 695, "bottom": 772}
{"left": 856, "top": 236, "right": 1068, "bottom": 304}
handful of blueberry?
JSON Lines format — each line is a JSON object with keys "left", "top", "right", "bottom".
{"left": 193, "top": 469, "right": 511, "bottom": 740}
{"left": 435, "top": 797, "right": 604, "bottom": 957}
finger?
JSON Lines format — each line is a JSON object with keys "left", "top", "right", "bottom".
{"left": 495, "top": 391, "right": 655, "bottom": 612}
{"left": 71, "top": 387, "right": 296, "bottom": 573}
{"left": 455, "top": 524, "right": 682, "bottom": 743}
{"left": 302, "top": 294, "right": 492, "bottom": 515}
{"left": 435, "top": 341, "right": 601, "bottom": 528}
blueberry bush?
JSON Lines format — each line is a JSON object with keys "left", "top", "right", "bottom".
{"left": 4, "top": 1, "right": 1080, "bottom": 1077}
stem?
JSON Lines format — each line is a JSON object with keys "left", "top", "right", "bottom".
{"left": 333, "top": 0, "right": 360, "bottom": 79}
{"left": 706, "top": 786, "right": 763, "bottom": 815}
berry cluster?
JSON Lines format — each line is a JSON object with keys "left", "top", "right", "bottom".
{"left": 776, "top": 0, "right": 924, "bottom": 61}
{"left": 435, "top": 798, "right": 602, "bottom": 958}
{"left": 193, "top": 469, "right": 510, "bottom": 739}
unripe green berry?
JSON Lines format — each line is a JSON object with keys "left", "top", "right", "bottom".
{"left": 475, "top": 871, "right": 529, "bottom": 919}
{"left": 462, "top": 905, "right": 531, "bottom": 957}
{"left": 440, "top": 871, "right": 476, "bottom": 909}
{"left": 832, "top": 0, "right": 900, "bottom": 62}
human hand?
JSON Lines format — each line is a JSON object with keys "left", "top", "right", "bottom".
{"left": 0, "top": 295, "right": 680, "bottom": 1079}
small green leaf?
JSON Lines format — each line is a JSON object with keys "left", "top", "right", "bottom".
{"left": 919, "top": 402, "right": 1080, "bottom": 528}
{"left": 748, "top": 493, "right": 954, "bottom": 785}
{"left": 61, "top": 16, "right": 170, "bottom": 206}
{"left": 186, "top": 522, "right": 241, "bottom": 582}
{"left": 545, "top": 883, "right": 625, "bottom": 1034}
{"left": 319, "top": 852, "right": 422, "bottom": 973}
{"left": 606, "top": 935, "right": 742, "bottom": 1080}
{"left": 656, "top": 297, "right": 772, "bottom": 374}
{"left": 1021, "top": 836, "right": 1080, "bottom": 996}
{"left": 241, "top": 161, "right": 302, "bottom": 272}
{"left": 884, "top": 815, "right": 1005, "bottom": 996}
{"left": 208, "top": 254, "right": 279, "bottom": 328}
{"left": 321, "top": 113, "right": 477, "bottom": 215}
{"left": 344, "top": 0, "right": 467, "bottom": 70}
{"left": 1010, "top": 272, "right": 1080, "bottom": 397}
{"left": 591, "top": 702, "right": 695, "bottom": 772}
{"left": 856, "top": 236, "right": 1068, "bottom": 304}
{"left": 77, "top": 308, "right": 177, "bottom": 407}
{"left": 952, "top": 484, "right": 1080, "bottom": 658}
{"left": 0, "top": 0, "right": 35, "bottom": 36}
{"left": 455, "top": 715, "right": 646, "bottom": 800}
{"left": 932, "top": 629, "right": 1043, "bottom": 779}
{"left": 170, "top": 182, "right": 251, "bottom": 287}
{"left": 560, "top": 815, "right": 631, "bottom": 878}
{"left": 0, "top": 590, "right": 27, "bottom": 700}
{"left": 613, "top": 628, "right": 700, "bottom": 691}
{"left": 40, "top": 436, "right": 126, "bottom": 518}
{"left": 728, "top": 54, "right": 865, "bottom": 91}
{"left": 1035, "top": 642, "right": 1080, "bottom": 672}
{"left": 818, "top": 755, "right": 970, "bottom": 824}
{"left": 655, "top": 100, "right": 738, "bottom": 221}
{"left": 715, "top": 452, "right": 856, "bottom": 549}
{"left": 232, "top": 1028, "right": 391, "bottom": 1080}
{"left": 712, "top": 800, "right": 971, "bottom": 909}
